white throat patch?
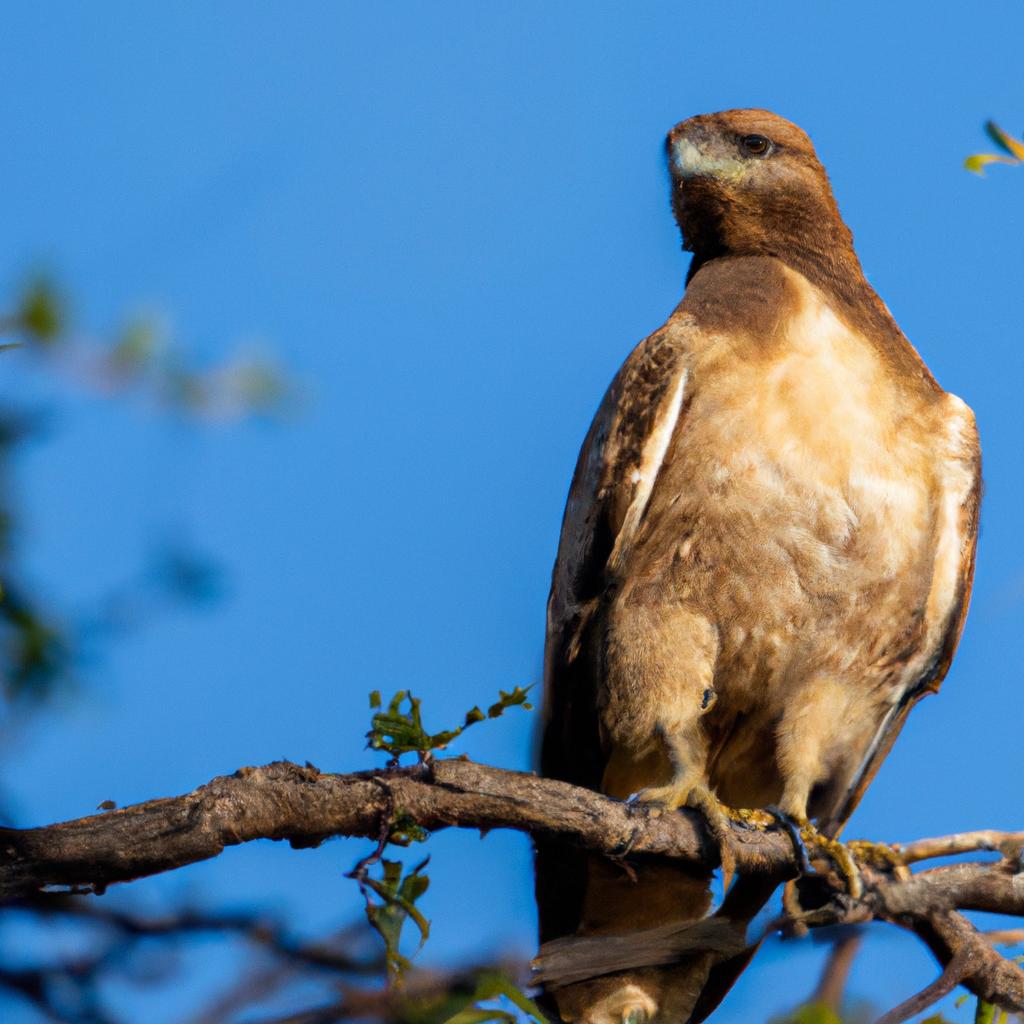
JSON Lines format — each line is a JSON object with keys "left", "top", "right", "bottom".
{"left": 671, "top": 138, "right": 745, "bottom": 181}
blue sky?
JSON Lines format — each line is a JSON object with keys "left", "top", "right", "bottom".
{"left": 2, "top": 3, "right": 1023, "bottom": 1021}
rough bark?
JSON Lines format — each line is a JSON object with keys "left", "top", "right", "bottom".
{"left": 0, "top": 759, "right": 795, "bottom": 899}
{"left": 3, "top": 757, "right": 1023, "bottom": 1016}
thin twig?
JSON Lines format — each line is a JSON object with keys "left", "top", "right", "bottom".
{"left": 872, "top": 946, "right": 974, "bottom": 1024}
{"left": 897, "top": 831, "right": 1024, "bottom": 865}
{"left": 812, "top": 929, "right": 864, "bottom": 1011}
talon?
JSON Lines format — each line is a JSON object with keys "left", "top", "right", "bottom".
{"left": 726, "top": 806, "right": 776, "bottom": 829}
{"left": 799, "top": 824, "right": 864, "bottom": 900}
{"left": 848, "top": 838, "right": 907, "bottom": 876}
{"left": 629, "top": 780, "right": 694, "bottom": 812}
{"left": 627, "top": 792, "right": 665, "bottom": 817}
{"left": 782, "top": 878, "right": 809, "bottom": 937}
{"left": 608, "top": 823, "right": 642, "bottom": 859}
{"left": 630, "top": 779, "right": 744, "bottom": 890}
{"left": 765, "top": 804, "right": 813, "bottom": 875}
{"left": 684, "top": 785, "right": 741, "bottom": 891}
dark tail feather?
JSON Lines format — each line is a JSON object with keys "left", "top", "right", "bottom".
{"left": 688, "top": 875, "right": 780, "bottom": 1023}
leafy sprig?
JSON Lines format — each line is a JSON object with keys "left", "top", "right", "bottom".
{"left": 361, "top": 857, "right": 432, "bottom": 981}
{"left": 965, "top": 120, "right": 1024, "bottom": 175}
{"left": 440, "top": 971, "right": 547, "bottom": 1024}
{"left": 366, "top": 687, "right": 533, "bottom": 763}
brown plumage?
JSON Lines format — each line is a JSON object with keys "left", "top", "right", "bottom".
{"left": 535, "top": 109, "right": 980, "bottom": 1024}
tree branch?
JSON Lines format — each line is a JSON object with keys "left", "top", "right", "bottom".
{"left": 3, "top": 757, "right": 1024, "bottom": 1015}
{"left": 0, "top": 758, "right": 796, "bottom": 899}
{"left": 871, "top": 944, "right": 974, "bottom": 1024}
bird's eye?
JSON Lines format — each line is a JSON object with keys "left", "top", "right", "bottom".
{"left": 740, "top": 134, "right": 772, "bottom": 157}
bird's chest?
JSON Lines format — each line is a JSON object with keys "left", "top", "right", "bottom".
{"left": 623, "top": 297, "right": 942, "bottom": 718}
{"left": 676, "top": 296, "right": 935, "bottom": 589}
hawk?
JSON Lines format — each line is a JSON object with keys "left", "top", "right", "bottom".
{"left": 535, "top": 109, "right": 980, "bottom": 1024}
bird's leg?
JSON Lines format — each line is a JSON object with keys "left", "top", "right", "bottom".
{"left": 632, "top": 778, "right": 741, "bottom": 892}
{"left": 627, "top": 706, "right": 710, "bottom": 812}
{"left": 774, "top": 683, "right": 864, "bottom": 899}
{"left": 629, "top": 724, "right": 743, "bottom": 889}
{"left": 773, "top": 788, "right": 863, "bottom": 899}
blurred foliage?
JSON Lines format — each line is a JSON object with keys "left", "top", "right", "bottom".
{"left": 354, "top": 690, "right": 543, "bottom": 1024}
{"left": 770, "top": 993, "right": 882, "bottom": 1024}
{"left": 0, "top": 268, "right": 549, "bottom": 1024}
{"left": 970, "top": 999, "right": 1011, "bottom": 1024}
{"left": 965, "top": 120, "right": 1024, "bottom": 175}
{"left": 438, "top": 971, "right": 546, "bottom": 1024}
{"left": 0, "top": 274, "right": 293, "bottom": 710}
{"left": 774, "top": 993, "right": 1011, "bottom": 1024}
{"left": 357, "top": 859, "right": 545, "bottom": 1024}
{"left": 975, "top": 1002, "right": 997, "bottom": 1024}
{"left": 0, "top": 408, "right": 71, "bottom": 705}
{"left": 362, "top": 858, "right": 433, "bottom": 981}
{"left": 17, "top": 278, "right": 63, "bottom": 342}
{"left": 367, "top": 687, "right": 533, "bottom": 763}
{"left": 771, "top": 1004, "right": 845, "bottom": 1024}
{"left": 2, "top": 274, "right": 295, "bottom": 420}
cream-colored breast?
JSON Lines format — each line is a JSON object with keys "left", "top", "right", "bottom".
{"left": 692, "top": 272, "right": 934, "bottom": 582}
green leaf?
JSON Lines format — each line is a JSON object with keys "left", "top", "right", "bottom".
{"left": 366, "top": 690, "right": 435, "bottom": 757}
{"left": 366, "top": 685, "right": 533, "bottom": 761}
{"left": 771, "top": 1003, "right": 844, "bottom": 1024}
{"left": 975, "top": 998, "right": 997, "bottom": 1024}
{"left": 473, "top": 974, "right": 547, "bottom": 1023}
{"left": 109, "top": 319, "right": 158, "bottom": 374}
{"left": 486, "top": 685, "right": 534, "bottom": 718}
{"left": 984, "top": 120, "right": 1024, "bottom": 160}
{"left": 964, "top": 152, "right": 1019, "bottom": 175}
{"left": 440, "top": 970, "right": 547, "bottom": 1024}
{"left": 17, "top": 278, "right": 64, "bottom": 343}
{"left": 443, "top": 1010, "right": 518, "bottom": 1024}
{"left": 389, "top": 809, "right": 429, "bottom": 846}
{"left": 362, "top": 858, "right": 432, "bottom": 982}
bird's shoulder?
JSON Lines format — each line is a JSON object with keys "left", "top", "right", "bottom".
{"left": 546, "top": 320, "right": 688, "bottom": 638}
{"left": 547, "top": 255, "right": 838, "bottom": 639}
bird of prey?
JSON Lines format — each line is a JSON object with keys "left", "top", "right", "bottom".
{"left": 535, "top": 109, "right": 980, "bottom": 1024}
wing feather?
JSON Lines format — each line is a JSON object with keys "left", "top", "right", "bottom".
{"left": 536, "top": 321, "right": 692, "bottom": 942}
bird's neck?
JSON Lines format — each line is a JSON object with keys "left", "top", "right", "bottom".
{"left": 685, "top": 214, "right": 905, "bottom": 353}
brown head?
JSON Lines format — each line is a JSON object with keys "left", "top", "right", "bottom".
{"left": 665, "top": 108, "right": 937, "bottom": 390}
{"left": 666, "top": 109, "right": 855, "bottom": 275}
